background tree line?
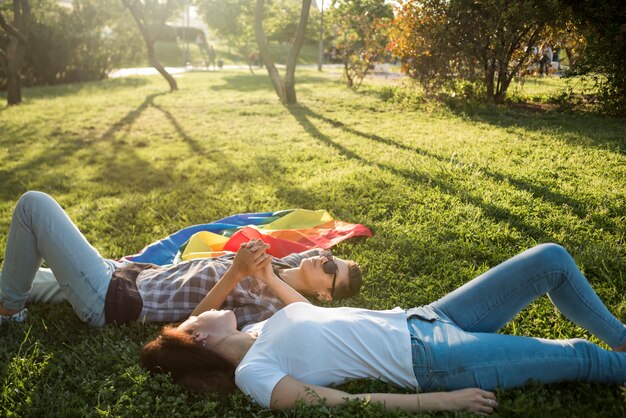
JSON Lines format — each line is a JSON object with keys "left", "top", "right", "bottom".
{"left": 389, "top": 0, "right": 626, "bottom": 114}
{"left": 0, "top": 0, "right": 142, "bottom": 91}
{"left": 1, "top": 0, "right": 625, "bottom": 113}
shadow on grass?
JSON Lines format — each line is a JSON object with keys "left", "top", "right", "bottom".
{"left": 0, "top": 91, "right": 221, "bottom": 201}
{"left": 209, "top": 73, "right": 273, "bottom": 92}
{"left": 91, "top": 91, "right": 222, "bottom": 189}
{"left": 445, "top": 100, "right": 626, "bottom": 155}
{"left": 99, "top": 91, "right": 204, "bottom": 154}
{"left": 253, "top": 154, "right": 318, "bottom": 209}
{"left": 23, "top": 77, "right": 149, "bottom": 100}
{"left": 208, "top": 73, "right": 331, "bottom": 93}
{"left": 285, "top": 103, "right": 623, "bottom": 242}
{"left": 295, "top": 104, "right": 623, "bottom": 234}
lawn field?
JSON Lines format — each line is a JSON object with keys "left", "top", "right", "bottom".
{"left": 0, "top": 71, "right": 625, "bottom": 417}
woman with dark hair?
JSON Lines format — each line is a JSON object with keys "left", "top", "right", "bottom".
{"left": 142, "top": 244, "right": 626, "bottom": 414}
{"left": 0, "top": 191, "right": 362, "bottom": 328}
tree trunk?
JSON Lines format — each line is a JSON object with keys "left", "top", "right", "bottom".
{"left": 485, "top": 65, "right": 495, "bottom": 101}
{"left": 146, "top": 41, "right": 178, "bottom": 92}
{"left": 254, "top": 0, "right": 286, "bottom": 102}
{"left": 0, "top": 0, "right": 30, "bottom": 106}
{"left": 6, "top": 37, "right": 22, "bottom": 105}
{"left": 7, "top": 69, "right": 21, "bottom": 105}
{"left": 122, "top": 0, "right": 177, "bottom": 92}
{"left": 343, "top": 58, "right": 354, "bottom": 88}
{"left": 255, "top": 0, "right": 310, "bottom": 104}
{"left": 494, "top": 73, "right": 510, "bottom": 104}
{"left": 284, "top": 0, "right": 311, "bottom": 104}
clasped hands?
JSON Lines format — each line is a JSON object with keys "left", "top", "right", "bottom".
{"left": 231, "top": 239, "right": 274, "bottom": 283}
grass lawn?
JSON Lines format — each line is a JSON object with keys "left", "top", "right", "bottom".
{"left": 152, "top": 40, "right": 322, "bottom": 67}
{"left": 0, "top": 71, "right": 625, "bottom": 416}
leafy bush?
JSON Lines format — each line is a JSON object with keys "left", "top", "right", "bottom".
{"left": 0, "top": 0, "right": 142, "bottom": 89}
{"left": 379, "top": 84, "right": 424, "bottom": 110}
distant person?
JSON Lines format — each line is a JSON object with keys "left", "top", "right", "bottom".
{"left": 208, "top": 45, "right": 216, "bottom": 70}
{"left": 546, "top": 45, "right": 553, "bottom": 64}
{"left": 553, "top": 45, "right": 561, "bottom": 71}
{"left": 247, "top": 51, "right": 263, "bottom": 69}
{"left": 539, "top": 44, "right": 552, "bottom": 77}
{"left": 195, "top": 34, "right": 211, "bottom": 67}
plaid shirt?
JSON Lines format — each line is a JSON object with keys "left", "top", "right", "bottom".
{"left": 127, "top": 248, "right": 321, "bottom": 329}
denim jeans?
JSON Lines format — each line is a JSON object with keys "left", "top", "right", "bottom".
{"left": 407, "top": 243, "right": 626, "bottom": 391}
{"left": 28, "top": 268, "right": 66, "bottom": 304}
{"left": 0, "top": 192, "right": 117, "bottom": 326}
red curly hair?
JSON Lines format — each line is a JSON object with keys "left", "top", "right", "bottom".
{"left": 140, "top": 326, "right": 236, "bottom": 394}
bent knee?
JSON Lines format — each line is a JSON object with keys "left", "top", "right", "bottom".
{"left": 17, "top": 191, "right": 55, "bottom": 211}
{"left": 531, "top": 243, "right": 572, "bottom": 265}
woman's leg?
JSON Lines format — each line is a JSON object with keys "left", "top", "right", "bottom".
{"left": 409, "top": 318, "right": 626, "bottom": 391}
{"left": 29, "top": 268, "right": 66, "bottom": 303}
{"left": 429, "top": 243, "right": 626, "bottom": 349}
{"left": 0, "top": 191, "right": 115, "bottom": 326}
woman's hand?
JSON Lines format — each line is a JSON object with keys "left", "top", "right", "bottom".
{"left": 190, "top": 239, "right": 272, "bottom": 316}
{"left": 231, "top": 239, "right": 271, "bottom": 277}
{"left": 441, "top": 388, "right": 498, "bottom": 415}
{"left": 254, "top": 257, "right": 277, "bottom": 285}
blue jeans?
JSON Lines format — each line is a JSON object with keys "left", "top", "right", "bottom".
{"left": 0, "top": 192, "right": 117, "bottom": 326}
{"left": 407, "top": 243, "right": 626, "bottom": 391}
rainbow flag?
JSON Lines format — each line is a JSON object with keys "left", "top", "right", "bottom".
{"left": 123, "top": 209, "right": 372, "bottom": 265}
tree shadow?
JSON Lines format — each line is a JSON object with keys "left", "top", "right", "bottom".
{"left": 98, "top": 92, "right": 168, "bottom": 142}
{"left": 24, "top": 77, "right": 149, "bottom": 100}
{"left": 0, "top": 135, "right": 89, "bottom": 201}
{"left": 91, "top": 91, "right": 221, "bottom": 191}
{"left": 287, "top": 103, "right": 615, "bottom": 242}
{"left": 209, "top": 74, "right": 274, "bottom": 92}
{"left": 253, "top": 154, "right": 319, "bottom": 209}
{"left": 0, "top": 91, "right": 219, "bottom": 202}
{"left": 295, "top": 105, "right": 623, "bottom": 234}
{"left": 208, "top": 73, "right": 331, "bottom": 93}
{"left": 445, "top": 101, "right": 626, "bottom": 155}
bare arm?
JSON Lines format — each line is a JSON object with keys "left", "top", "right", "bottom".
{"left": 191, "top": 240, "right": 271, "bottom": 316}
{"left": 256, "top": 262, "right": 310, "bottom": 306}
{"left": 270, "top": 376, "right": 498, "bottom": 415}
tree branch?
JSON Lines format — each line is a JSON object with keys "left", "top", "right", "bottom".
{"left": 0, "top": 48, "right": 8, "bottom": 68}
{"left": 122, "top": 0, "right": 151, "bottom": 45}
{"left": 0, "top": 11, "right": 27, "bottom": 43}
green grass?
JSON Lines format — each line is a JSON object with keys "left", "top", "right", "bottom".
{"left": 1, "top": 70, "right": 625, "bottom": 416}
{"left": 151, "top": 40, "right": 322, "bottom": 67}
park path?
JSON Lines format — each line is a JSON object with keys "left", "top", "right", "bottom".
{"left": 109, "top": 63, "right": 404, "bottom": 80}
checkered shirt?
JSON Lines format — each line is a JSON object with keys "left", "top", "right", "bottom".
{"left": 128, "top": 249, "right": 321, "bottom": 329}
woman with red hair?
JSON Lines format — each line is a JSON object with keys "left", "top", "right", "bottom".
{"left": 142, "top": 244, "right": 626, "bottom": 415}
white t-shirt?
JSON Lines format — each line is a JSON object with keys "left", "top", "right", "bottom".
{"left": 235, "top": 302, "right": 417, "bottom": 408}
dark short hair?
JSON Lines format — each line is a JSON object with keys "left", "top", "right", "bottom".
{"left": 332, "top": 260, "right": 362, "bottom": 300}
{"left": 140, "top": 326, "right": 235, "bottom": 395}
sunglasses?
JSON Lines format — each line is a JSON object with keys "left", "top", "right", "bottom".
{"left": 320, "top": 253, "right": 338, "bottom": 299}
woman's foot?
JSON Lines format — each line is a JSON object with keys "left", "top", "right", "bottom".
{"left": 0, "top": 308, "right": 29, "bottom": 325}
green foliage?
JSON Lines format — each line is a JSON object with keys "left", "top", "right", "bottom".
{"left": 328, "top": 0, "right": 393, "bottom": 89}
{"left": 379, "top": 84, "right": 424, "bottom": 110}
{"left": 197, "top": 0, "right": 255, "bottom": 50}
{"left": 0, "top": 71, "right": 625, "bottom": 416}
{"left": 391, "top": 0, "right": 562, "bottom": 103}
{"left": 565, "top": 0, "right": 626, "bottom": 115}
{"left": 0, "top": 0, "right": 143, "bottom": 88}
{"left": 197, "top": 0, "right": 321, "bottom": 58}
